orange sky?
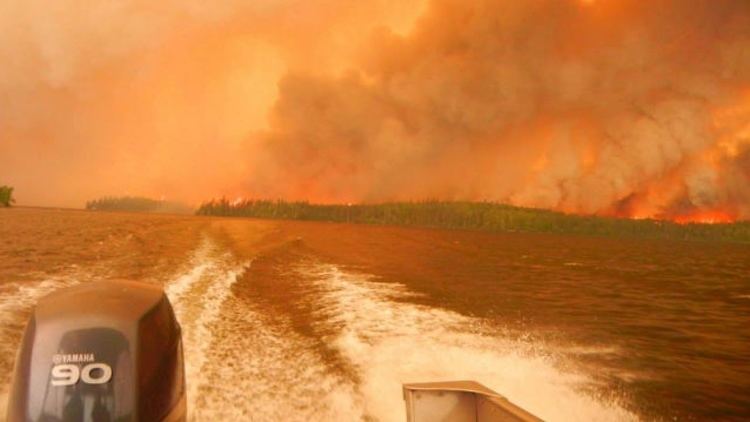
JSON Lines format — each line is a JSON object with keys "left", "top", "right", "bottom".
{"left": 1, "top": 0, "right": 749, "bottom": 221}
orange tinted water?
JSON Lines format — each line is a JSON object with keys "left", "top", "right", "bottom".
{"left": 1, "top": 208, "right": 749, "bottom": 420}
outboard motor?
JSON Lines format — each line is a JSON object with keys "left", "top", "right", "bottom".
{"left": 7, "top": 280, "right": 186, "bottom": 422}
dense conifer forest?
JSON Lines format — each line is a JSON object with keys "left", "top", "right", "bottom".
{"left": 196, "top": 198, "right": 750, "bottom": 243}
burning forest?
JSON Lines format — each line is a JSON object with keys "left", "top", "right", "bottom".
{"left": 1, "top": 0, "right": 749, "bottom": 222}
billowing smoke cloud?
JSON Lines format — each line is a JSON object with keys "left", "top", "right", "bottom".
{"left": 0, "top": 0, "right": 425, "bottom": 207}
{"left": 2, "top": 0, "right": 749, "bottom": 221}
{"left": 252, "top": 0, "right": 750, "bottom": 221}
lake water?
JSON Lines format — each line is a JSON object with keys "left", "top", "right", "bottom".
{"left": 1, "top": 208, "right": 749, "bottom": 421}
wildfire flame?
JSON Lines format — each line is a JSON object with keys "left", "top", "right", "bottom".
{"left": 673, "top": 211, "right": 737, "bottom": 225}
{"left": 1, "top": 0, "right": 749, "bottom": 223}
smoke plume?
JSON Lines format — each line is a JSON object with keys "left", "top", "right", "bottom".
{"left": 2, "top": 0, "right": 749, "bottom": 221}
{"left": 0, "top": 0, "right": 425, "bottom": 207}
{"left": 253, "top": 0, "right": 750, "bottom": 221}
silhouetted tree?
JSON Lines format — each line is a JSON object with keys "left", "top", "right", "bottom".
{"left": 0, "top": 185, "right": 15, "bottom": 207}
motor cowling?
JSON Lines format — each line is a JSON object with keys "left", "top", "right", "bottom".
{"left": 7, "top": 280, "right": 186, "bottom": 422}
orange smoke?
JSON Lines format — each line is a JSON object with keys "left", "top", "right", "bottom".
{"left": 0, "top": 0, "right": 427, "bottom": 207}
{"left": 253, "top": 0, "right": 750, "bottom": 222}
{"left": 1, "top": 0, "right": 749, "bottom": 223}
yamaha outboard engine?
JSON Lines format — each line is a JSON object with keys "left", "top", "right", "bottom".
{"left": 7, "top": 280, "right": 186, "bottom": 422}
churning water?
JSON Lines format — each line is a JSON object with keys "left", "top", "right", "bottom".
{"left": 2, "top": 211, "right": 749, "bottom": 421}
{"left": 163, "top": 236, "right": 636, "bottom": 421}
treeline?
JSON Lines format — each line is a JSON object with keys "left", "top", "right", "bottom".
{"left": 0, "top": 185, "right": 14, "bottom": 207}
{"left": 196, "top": 198, "right": 750, "bottom": 242}
{"left": 86, "top": 196, "right": 193, "bottom": 214}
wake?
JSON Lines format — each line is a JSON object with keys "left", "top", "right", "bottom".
{"left": 164, "top": 234, "right": 637, "bottom": 421}
{"left": 0, "top": 234, "right": 639, "bottom": 421}
{"left": 164, "top": 237, "right": 363, "bottom": 421}
{"left": 302, "top": 263, "right": 637, "bottom": 421}
{"left": 163, "top": 236, "right": 250, "bottom": 418}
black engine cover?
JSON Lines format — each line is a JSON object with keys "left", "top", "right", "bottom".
{"left": 7, "top": 280, "right": 186, "bottom": 422}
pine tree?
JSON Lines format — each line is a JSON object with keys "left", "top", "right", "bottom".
{"left": 0, "top": 186, "right": 14, "bottom": 207}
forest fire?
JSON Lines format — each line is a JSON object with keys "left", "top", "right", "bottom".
{"left": 253, "top": 0, "right": 750, "bottom": 222}
{"left": 673, "top": 211, "right": 738, "bottom": 225}
{"left": 1, "top": 0, "right": 749, "bottom": 221}
{"left": 605, "top": 202, "right": 737, "bottom": 225}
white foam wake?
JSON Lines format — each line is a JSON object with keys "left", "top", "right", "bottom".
{"left": 0, "top": 278, "right": 79, "bottom": 322}
{"left": 163, "top": 236, "right": 251, "bottom": 420}
{"left": 185, "top": 293, "right": 365, "bottom": 421}
{"left": 163, "top": 239, "right": 639, "bottom": 421}
{"left": 302, "top": 263, "right": 638, "bottom": 422}
{"left": 165, "top": 237, "right": 365, "bottom": 421}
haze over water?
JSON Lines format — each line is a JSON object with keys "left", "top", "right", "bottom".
{"left": 1, "top": 208, "right": 749, "bottom": 421}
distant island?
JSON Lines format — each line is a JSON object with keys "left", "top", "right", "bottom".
{"left": 86, "top": 196, "right": 193, "bottom": 214}
{"left": 196, "top": 198, "right": 750, "bottom": 243}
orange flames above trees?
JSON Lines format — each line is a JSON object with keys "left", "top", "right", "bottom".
{"left": 1, "top": 0, "right": 749, "bottom": 223}
{"left": 605, "top": 91, "right": 750, "bottom": 223}
{"left": 253, "top": 0, "right": 750, "bottom": 223}
{"left": 673, "top": 211, "right": 737, "bottom": 225}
